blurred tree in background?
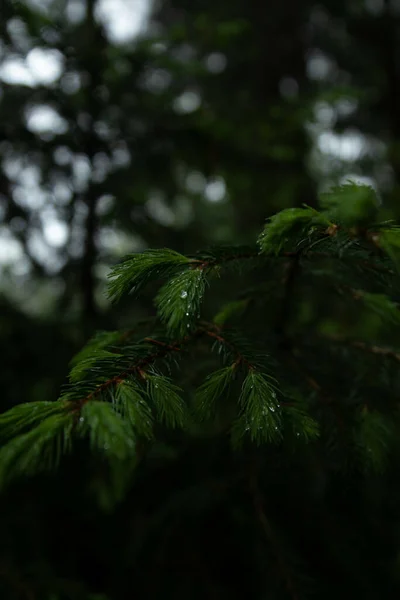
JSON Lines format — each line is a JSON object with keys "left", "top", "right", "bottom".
{"left": 0, "top": 0, "right": 314, "bottom": 404}
{"left": 2, "top": 0, "right": 400, "bottom": 598}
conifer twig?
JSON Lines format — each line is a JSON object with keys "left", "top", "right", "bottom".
{"left": 190, "top": 251, "right": 260, "bottom": 269}
{"left": 73, "top": 321, "right": 249, "bottom": 411}
{"left": 200, "top": 321, "right": 254, "bottom": 369}
{"left": 320, "top": 333, "right": 400, "bottom": 363}
{"left": 190, "top": 247, "right": 394, "bottom": 277}
{"left": 73, "top": 328, "right": 206, "bottom": 410}
{"left": 286, "top": 251, "right": 394, "bottom": 275}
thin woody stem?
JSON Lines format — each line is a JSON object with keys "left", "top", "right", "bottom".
{"left": 320, "top": 332, "right": 400, "bottom": 363}
{"left": 73, "top": 329, "right": 206, "bottom": 410}
{"left": 200, "top": 321, "right": 255, "bottom": 369}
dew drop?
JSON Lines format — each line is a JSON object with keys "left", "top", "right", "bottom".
{"left": 180, "top": 290, "right": 188, "bottom": 299}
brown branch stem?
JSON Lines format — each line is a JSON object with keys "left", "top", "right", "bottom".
{"left": 73, "top": 327, "right": 208, "bottom": 410}
{"left": 320, "top": 332, "right": 400, "bottom": 363}
{"left": 202, "top": 324, "right": 254, "bottom": 369}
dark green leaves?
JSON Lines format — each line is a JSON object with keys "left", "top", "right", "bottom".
{"left": 319, "top": 182, "right": 379, "bottom": 227}
{"left": 69, "top": 330, "right": 124, "bottom": 367}
{"left": 0, "top": 413, "right": 74, "bottom": 488}
{"left": 155, "top": 268, "right": 207, "bottom": 336}
{"left": 146, "top": 375, "right": 187, "bottom": 428}
{"left": 282, "top": 393, "right": 320, "bottom": 442}
{"left": 193, "top": 245, "right": 260, "bottom": 272}
{"left": 380, "top": 227, "right": 400, "bottom": 270}
{"left": 194, "top": 365, "right": 236, "bottom": 420}
{"left": 361, "top": 291, "right": 400, "bottom": 325}
{"left": 259, "top": 183, "right": 381, "bottom": 257}
{"left": 107, "top": 248, "right": 190, "bottom": 303}
{"left": 258, "top": 207, "right": 330, "bottom": 255}
{"left": 77, "top": 401, "right": 136, "bottom": 460}
{"left": 107, "top": 244, "right": 265, "bottom": 336}
{"left": 69, "top": 350, "right": 124, "bottom": 383}
{"left": 0, "top": 400, "right": 69, "bottom": 443}
{"left": 232, "top": 371, "right": 282, "bottom": 445}
{"left": 113, "top": 379, "right": 153, "bottom": 439}
{"left": 3, "top": 181, "right": 399, "bottom": 498}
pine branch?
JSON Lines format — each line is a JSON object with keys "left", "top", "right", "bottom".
{"left": 107, "top": 248, "right": 191, "bottom": 303}
{"left": 76, "top": 401, "right": 136, "bottom": 460}
{"left": 0, "top": 413, "right": 74, "bottom": 488}
{"left": 0, "top": 400, "right": 69, "bottom": 442}
{"left": 155, "top": 268, "right": 207, "bottom": 336}
{"left": 335, "top": 284, "right": 400, "bottom": 325}
{"left": 232, "top": 370, "right": 282, "bottom": 446}
{"left": 67, "top": 323, "right": 281, "bottom": 437}
{"left": 68, "top": 328, "right": 206, "bottom": 411}
{"left": 201, "top": 321, "right": 256, "bottom": 369}
{"left": 194, "top": 365, "right": 236, "bottom": 421}
{"left": 189, "top": 245, "right": 260, "bottom": 269}
{"left": 319, "top": 182, "right": 379, "bottom": 227}
{"left": 379, "top": 226, "right": 400, "bottom": 270}
{"left": 319, "top": 332, "right": 400, "bottom": 363}
{"left": 146, "top": 375, "right": 186, "bottom": 428}
{"left": 258, "top": 206, "right": 332, "bottom": 256}
{"left": 3, "top": 181, "right": 400, "bottom": 507}
{"left": 296, "top": 251, "right": 395, "bottom": 276}
{"left": 69, "top": 319, "right": 157, "bottom": 368}
{"left": 113, "top": 379, "right": 154, "bottom": 439}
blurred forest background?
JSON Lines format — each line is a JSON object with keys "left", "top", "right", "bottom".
{"left": 3, "top": 0, "right": 400, "bottom": 409}
{"left": 2, "top": 0, "right": 400, "bottom": 598}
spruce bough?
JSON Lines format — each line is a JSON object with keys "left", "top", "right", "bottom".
{"left": 2, "top": 182, "right": 400, "bottom": 481}
{"left": 2, "top": 182, "right": 400, "bottom": 596}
